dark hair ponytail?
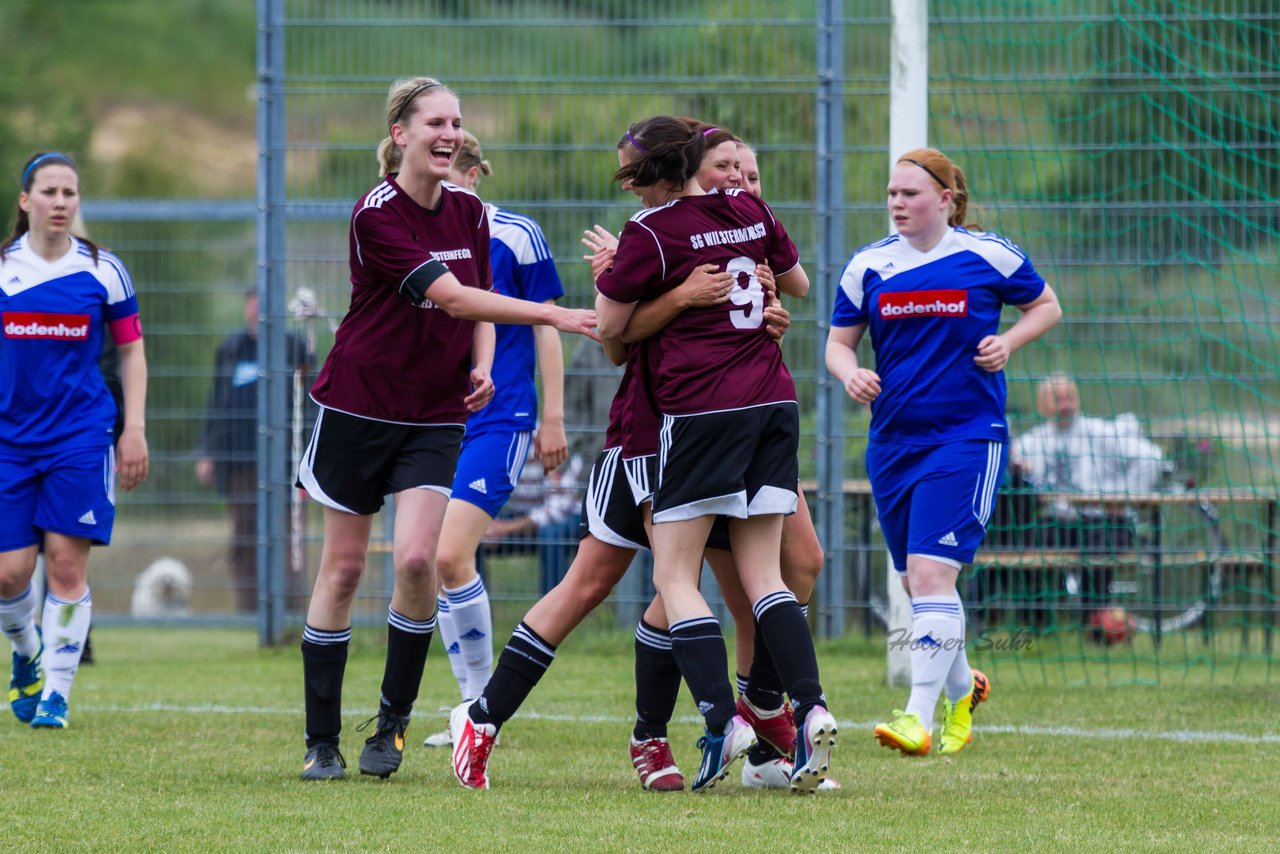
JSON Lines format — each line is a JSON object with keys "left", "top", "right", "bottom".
{"left": 1, "top": 151, "right": 99, "bottom": 264}
{"left": 613, "top": 116, "right": 705, "bottom": 191}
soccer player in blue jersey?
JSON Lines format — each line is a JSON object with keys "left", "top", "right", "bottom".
{"left": 425, "top": 131, "right": 569, "bottom": 746}
{"left": 826, "top": 147, "right": 1062, "bottom": 755}
{"left": 0, "top": 152, "right": 150, "bottom": 730}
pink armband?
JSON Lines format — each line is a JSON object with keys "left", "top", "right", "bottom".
{"left": 109, "top": 314, "right": 143, "bottom": 345}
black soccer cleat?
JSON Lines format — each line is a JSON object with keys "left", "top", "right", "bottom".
{"left": 301, "top": 742, "right": 347, "bottom": 781}
{"left": 357, "top": 710, "right": 410, "bottom": 778}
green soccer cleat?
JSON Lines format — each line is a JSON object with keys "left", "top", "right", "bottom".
{"left": 8, "top": 628, "right": 43, "bottom": 724}
{"left": 939, "top": 669, "right": 991, "bottom": 755}
{"left": 874, "top": 710, "right": 931, "bottom": 756}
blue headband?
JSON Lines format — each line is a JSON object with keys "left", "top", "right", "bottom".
{"left": 625, "top": 131, "right": 648, "bottom": 153}
{"left": 21, "top": 153, "right": 74, "bottom": 189}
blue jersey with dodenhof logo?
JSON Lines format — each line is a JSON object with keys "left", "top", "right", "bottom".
{"left": 832, "top": 227, "right": 1045, "bottom": 445}
{"left": 0, "top": 236, "right": 140, "bottom": 451}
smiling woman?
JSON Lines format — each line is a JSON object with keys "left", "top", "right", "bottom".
{"left": 294, "top": 75, "right": 598, "bottom": 783}
{"left": 0, "top": 150, "right": 150, "bottom": 732}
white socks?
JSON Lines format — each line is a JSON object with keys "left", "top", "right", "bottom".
{"left": 0, "top": 585, "right": 40, "bottom": 659}
{"left": 42, "top": 588, "right": 92, "bottom": 700}
{"left": 436, "top": 594, "right": 470, "bottom": 701}
{"left": 444, "top": 577, "right": 493, "bottom": 702}
{"left": 904, "top": 594, "right": 963, "bottom": 728}
{"left": 944, "top": 597, "right": 975, "bottom": 702}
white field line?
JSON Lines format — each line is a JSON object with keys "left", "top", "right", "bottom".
{"left": 8, "top": 702, "right": 1278, "bottom": 745}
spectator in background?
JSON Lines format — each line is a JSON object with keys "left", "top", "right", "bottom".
{"left": 1012, "top": 374, "right": 1165, "bottom": 502}
{"left": 195, "top": 288, "right": 312, "bottom": 613}
{"left": 1009, "top": 374, "right": 1165, "bottom": 599}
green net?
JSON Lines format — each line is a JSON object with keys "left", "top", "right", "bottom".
{"left": 916, "top": 1, "right": 1279, "bottom": 683}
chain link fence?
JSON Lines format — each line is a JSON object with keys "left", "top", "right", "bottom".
{"left": 85, "top": 3, "right": 1277, "bottom": 670}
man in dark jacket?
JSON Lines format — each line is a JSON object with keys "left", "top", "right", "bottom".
{"left": 195, "top": 289, "right": 311, "bottom": 613}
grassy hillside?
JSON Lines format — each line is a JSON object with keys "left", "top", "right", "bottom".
{"left": 0, "top": 0, "right": 256, "bottom": 197}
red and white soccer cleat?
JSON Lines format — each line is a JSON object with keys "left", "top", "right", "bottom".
{"left": 449, "top": 702, "right": 498, "bottom": 790}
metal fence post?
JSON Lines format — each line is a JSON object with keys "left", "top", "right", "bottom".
{"left": 815, "top": 0, "right": 846, "bottom": 639}
{"left": 256, "top": 0, "right": 288, "bottom": 646}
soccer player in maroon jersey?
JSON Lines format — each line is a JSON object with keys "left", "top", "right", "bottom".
{"left": 586, "top": 123, "right": 830, "bottom": 790}
{"left": 446, "top": 173, "right": 771, "bottom": 793}
{"left": 595, "top": 115, "right": 837, "bottom": 792}
{"left": 295, "top": 76, "right": 596, "bottom": 782}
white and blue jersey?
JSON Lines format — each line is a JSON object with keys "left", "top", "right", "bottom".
{"left": 0, "top": 236, "right": 141, "bottom": 452}
{"left": 832, "top": 227, "right": 1045, "bottom": 445}
{"left": 451, "top": 206, "right": 563, "bottom": 516}
{"left": 466, "top": 204, "right": 564, "bottom": 434}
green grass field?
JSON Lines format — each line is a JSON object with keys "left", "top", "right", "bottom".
{"left": 3, "top": 627, "right": 1277, "bottom": 852}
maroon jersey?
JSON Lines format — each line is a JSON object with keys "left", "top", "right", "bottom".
{"left": 311, "top": 178, "right": 493, "bottom": 424}
{"left": 599, "top": 342, "right": 661, "bottom": 459}
{"left": 620, "top": 341, "right": 661, "bottom": 458}
{"left": 595, "top": 189, "right": 800, "bottom": 415}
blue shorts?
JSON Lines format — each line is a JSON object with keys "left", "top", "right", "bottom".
{"left": 867, "top": 439, "right": 1006, "bottom": 573}
{"left": 449, "top": 429, "right": 533, "bottom": 518}
{"left": 0, "top": 444, "right": 117, "bottom": 551}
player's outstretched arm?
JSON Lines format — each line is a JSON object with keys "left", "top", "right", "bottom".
{"left": 407, "top": 263, "right": 598, "bottom": 340}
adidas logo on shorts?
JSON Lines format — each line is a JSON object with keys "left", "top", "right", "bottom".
{"left": 938, "top": 531, "right": 958, "bottom": 547}
{"left": 468, "top": 478, "right": 487, "bottom": 495}
{"left": 78, "top": 510, "right": 97, "bottom": 526}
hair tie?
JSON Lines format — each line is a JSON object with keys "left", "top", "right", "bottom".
{"left": 701, "top": 127, "right": 720, "bottom": 136}
{"left": 625, "top": 131, "right": 648, "bottom": 153}
{"left": 900, "top": 157, "right": 949, "bottom": 191}
{"left": 21, "top": 152, "right": 74, "bottom": 189}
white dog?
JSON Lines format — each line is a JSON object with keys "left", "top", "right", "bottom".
{"left": 130, "top": 557, "right": 193, "bottom": 619}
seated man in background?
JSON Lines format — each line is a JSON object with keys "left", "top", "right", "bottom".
{"left": 482, "top": 451, "right": 586, "bottom": 595}
{"left": 1009, "top": 374, "right": 1166, "bottom": 603}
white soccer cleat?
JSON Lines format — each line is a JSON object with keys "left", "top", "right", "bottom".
{"left": 741, "top": 755, "right": 793, "bottom": 789}
{"left": 790, "top": 705, "right": 838, "bottom": 794}
{"left": 423, "top": 728, "right": 452, "bottom": 748}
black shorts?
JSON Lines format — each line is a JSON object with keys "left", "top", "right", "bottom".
{"left": 578, "top": 446, "right": 648, "bottom": 550}
{"left": 622, "top": 454, "right": 657, "bottom": 506}
{"left": 297, "top": 406, "right": 464, "bottom": 516}
{"left": 618, "top": 451, "right": 732, "bottom": 550}
{"left": 653, "top": 402, "right": 799, "bottom": 524}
